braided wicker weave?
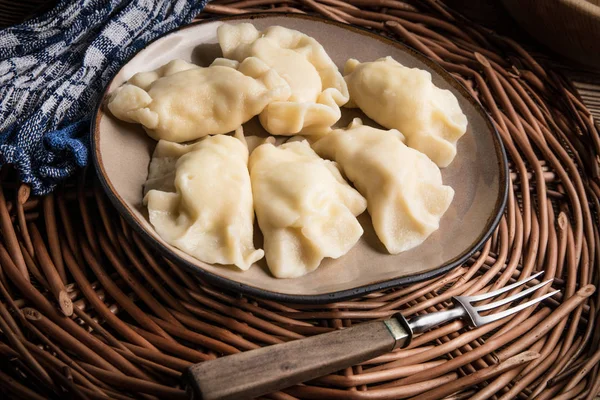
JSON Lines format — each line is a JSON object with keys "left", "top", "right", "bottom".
{"left": 1, "top": 1, "right": 599, "bottom": 399}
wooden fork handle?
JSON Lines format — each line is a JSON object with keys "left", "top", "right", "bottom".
{"left": 184, "top": 318, "right": 411, "bottom": 400}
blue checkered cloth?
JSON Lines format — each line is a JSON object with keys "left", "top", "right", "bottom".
{"left": 0, "top": 0, "right": 208, "bottom": 194}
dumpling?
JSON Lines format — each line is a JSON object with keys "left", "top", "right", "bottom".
{"left": 143, "top": 137, "right": 205, "bottom": 195}
{"left": 218, "top": 23, "right": 349, "bottom": 136}
{"left": 127, "top": 59, "right": 198, "bottom": 91}
{"left": 249, "top": 140, "right": 367, "bottom": 278}
{"left": 107, "top": 57, "right": 291, "bottom": 142}
{"left": 313, "top": 118, "right": 454, "bottom": 254}
{"left": 344, "top": 57, "right": 468, "bottom": 167}
{"left": 143, "top": 130, "right": 264, "bottom": 270}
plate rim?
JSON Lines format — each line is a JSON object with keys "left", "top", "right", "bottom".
{"left": 91, "top": 12, "right": 509, "bottom": 304}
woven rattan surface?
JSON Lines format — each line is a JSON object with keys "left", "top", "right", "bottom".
{"left": 1, "top": 1, "right": 600, "bottom": 399}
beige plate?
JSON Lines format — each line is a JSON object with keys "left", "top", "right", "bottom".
{"left": 92, "top": 14, "right": 508, "bottom": 303}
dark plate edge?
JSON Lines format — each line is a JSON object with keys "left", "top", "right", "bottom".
{"left": 91, "top": 12, "right": 509, "bottom": 304}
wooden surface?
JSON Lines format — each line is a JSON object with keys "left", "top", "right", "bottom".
{"left": 502, "top": 0, "right": 600, "bottom": 68}
{"left": 446, "top": 0, "right": 600, "bottom": 121}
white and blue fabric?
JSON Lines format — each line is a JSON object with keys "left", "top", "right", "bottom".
{"left": 0, "top": 0, "right": 208, "bottom": 194}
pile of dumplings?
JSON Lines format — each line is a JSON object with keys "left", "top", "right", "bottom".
{"left": 108, "top": 23, "right": 468, "bottom": 279}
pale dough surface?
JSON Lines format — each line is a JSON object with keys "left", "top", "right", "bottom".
{"left": 108, "top": 58, "right": 291, "bottom": 142}
{"left": 313, "top": 118, "right": 455, "bottom": 254}
{"left": 344, "top": 56, "right": 468, "bottom": 167}
{"left": 218, "top": 23, "right": 349, "bottom": 136}
{"left": 143, "top": 133, "right": 264, "bottom": 270}
{"left": 249, "top": 140, "right": 366, "bottom": 278}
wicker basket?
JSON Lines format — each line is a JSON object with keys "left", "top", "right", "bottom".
{"left": 0, "top": 1, "right": 599, "bottom": 399}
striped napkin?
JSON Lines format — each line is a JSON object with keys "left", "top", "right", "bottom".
{"left": 0, "top": 0, "right": 207, "bottom": 194}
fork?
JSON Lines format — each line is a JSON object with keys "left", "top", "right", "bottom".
{"left": 185, "top": 271, "right": 558, "bottom": 400}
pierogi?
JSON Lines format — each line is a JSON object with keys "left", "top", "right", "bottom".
{"left": 218, "top": 23, "right": 349, "bottom": 136}
{"left": 344, "top": 57, "right": 468, "bottom": 167}
{"left": 108, "top": 57, "right": 291, "bottom": 142}
{"left": 313, "top": 119, "right": 455, "bottom": 254}
{"left": 119, "top": 24, "right": 469, "bottom": 280}
{"left": 143, "top": 131, "right": 264, "bottom": 270}
{"left": 249, "top": 140, "right": 367, "bottom": 278}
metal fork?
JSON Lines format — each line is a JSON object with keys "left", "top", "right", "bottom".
{"left": 185, "top": 271, "right": 559, "bottom": 400}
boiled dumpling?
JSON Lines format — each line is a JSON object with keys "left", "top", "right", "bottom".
{"left": 108, "top": 57, "right": 291, "bottom": 142}
{"left": 313, "top": 118, "right": 454, "bottom": 254}
{"left": 144, "top": 130, "right": 264, "bottom": 270}
{"left": 344, "top": 57, "right": 468, "bottom": 167}
{"left": 128, "top": 59, "right": 198, "bottom": 91}
{"left": 143, "top": 137, "right": 205, "bottom": 195}
{"left": 218, "top": 23, "right": 349, "bottom": 136}
{"left": 249, "top": 140, "right": 366, "bottom": 278}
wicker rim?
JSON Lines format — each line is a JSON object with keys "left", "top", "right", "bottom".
{"left": 91, "top": 12, "right": 510, "bottom": 303}
{"left": 0, "top": 1, "right": 599, "bottom": 399}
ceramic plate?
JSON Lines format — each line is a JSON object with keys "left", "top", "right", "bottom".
{"left": 92, "top": 14, "right": 508, "bottom": 303}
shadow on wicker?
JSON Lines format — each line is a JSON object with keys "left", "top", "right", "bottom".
{"left": 0, "top": 1, "right": 599, "bottom": 399}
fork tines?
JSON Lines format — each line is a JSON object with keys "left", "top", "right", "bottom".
{"left": 455, "top": 271, "right": 560, "bottom": 326}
